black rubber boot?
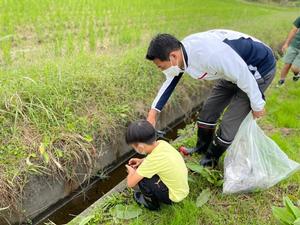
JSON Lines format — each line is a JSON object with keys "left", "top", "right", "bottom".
{"left": 179, "top": 124, "right": 215, "bottom": 155}
{"left": 200, "top": 135, "right": 229, "bottom": 168}
{"left": 133, "top": 191, "right": 160, "bottom": 211}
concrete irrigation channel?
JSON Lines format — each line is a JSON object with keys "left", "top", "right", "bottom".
{"left": 1, "top": 83, "right": 212, "bottom": 225}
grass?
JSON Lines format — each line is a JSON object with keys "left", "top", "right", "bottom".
{"left": 77, "top": 62, "right": 300, "bottom": 225}
{"left": 0, "top": 0, "right": 299, "bottom": 217}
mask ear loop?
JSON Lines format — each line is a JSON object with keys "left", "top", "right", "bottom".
{"left": 171, "top": 49, "right": 185, "bottom": 70}
{"left": 180, "top": 47, "right": 186, "bottom": 70}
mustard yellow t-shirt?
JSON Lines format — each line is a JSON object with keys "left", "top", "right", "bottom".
{"left": 136, "top": 140, "right": 189, "bottom": 202}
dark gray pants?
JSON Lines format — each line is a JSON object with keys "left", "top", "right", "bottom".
{"left": 198, "top": 67, "right": 276, "bottom": 145}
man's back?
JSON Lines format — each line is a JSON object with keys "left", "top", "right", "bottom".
{"left": 182, "top": 29, "right": 275, "bottom": 78}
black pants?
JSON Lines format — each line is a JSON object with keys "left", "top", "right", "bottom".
{"left": 198, "top": 66, "right": 276, "bottom": 145}
{"left": 138, "top": 175, "right": 172, "bottom": 205}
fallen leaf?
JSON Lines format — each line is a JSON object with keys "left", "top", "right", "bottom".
{"left": 110, "top": 204, "right": 142, "bottom": 220}
{"left": 196, "top": 188, "right": 211, "bottom": 208}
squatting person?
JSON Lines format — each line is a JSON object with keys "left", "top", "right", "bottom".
{"left": 125, "top": 120, "right": 189, "bottom": 210}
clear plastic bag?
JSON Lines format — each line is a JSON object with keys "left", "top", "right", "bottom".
{"left": 223, "top": 113, "right": 300, "bottom": 194}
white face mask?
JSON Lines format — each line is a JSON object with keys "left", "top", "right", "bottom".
{"left": 138, "top": 150, "right": 147, "bottom": 155}
{"left": 134, "top": 144, "right": 147, "bottom": 155}
{"left": 162, "top": 57, "right": 184, "bottom": 77}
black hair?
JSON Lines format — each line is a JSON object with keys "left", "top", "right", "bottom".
{"left": 146, "top": 33, "right": 181, "bottom": 61}
{"left": 125, "top": 120, "right": 156, "bottom": 145}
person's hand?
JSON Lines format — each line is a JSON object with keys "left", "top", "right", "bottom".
{"left": 128, "top": 158, "right": 143, "bottom": 169}
{"left": 147, "top": 109, "right": 158, "bottom": 127}
{"left": 125, "top": 164, "right": 135, "bottom": 175}
{"left": 252, "top": 108, "right": 266, "bottom": 119}
{"left": 281, "top": 43, "right": 289, "bottom": 54}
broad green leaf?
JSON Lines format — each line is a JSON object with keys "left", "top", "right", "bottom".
{"left": 186, "top": 162, "right": 205, "bottom": 174}
{"left": 272, "top": 206, "right": 295, "bottom": 225}
{"left": 204, "top": 168, "right": 213, "bottom": 176}
{"left": 196, "top": 188, "right": 211, "bottom": 208}
{"left": 294, "top": 218, "right": 300, "bottom": 225}
{"left": 186, "top": 162, "right": 223, "bottom": 186}
{"left": 110, "top": 204, "right": 142, "bottom": 220}
{"left": 186, "top": 163, "right": 213, "bottom": 182}
{"left": 284, "top": 197, "right": 300, "bottom": 219}
{"left": 204, "top": 174, "right": 215, "bottom": 184}
{"left": 216, "top": 179, "right": 224, "bottom": 187}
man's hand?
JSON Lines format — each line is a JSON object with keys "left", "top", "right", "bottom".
{"left": 252, "top": 108, "right": 266, "bottom": 119}
{"left": 128, "top": 158, "right": 144, "bottom": 169}
{"left": 147, "top": 108, "right": 158, "bottom": 127}
{"left": 281, "top": 43, "right": 289, "bottom": 54}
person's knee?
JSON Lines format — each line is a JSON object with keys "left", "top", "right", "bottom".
{"left": 138, "top": 178, "right": 152, "bottom": 193}
{"left": 217, "top": 114, "right": 246, "bottom": 144}
{"left": 138, "top": 175, "right": 159, "bottom": 193}
{"left": 215, "top": 128, "right": 233, "bottom": 147}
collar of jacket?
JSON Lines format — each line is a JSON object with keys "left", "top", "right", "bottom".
{"left": 180, "top": 42, "right": 188, "bottom": 68}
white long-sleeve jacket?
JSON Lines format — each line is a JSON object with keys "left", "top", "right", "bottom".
{"left": 151, "top": 29, "right": 276, "bottom": 112}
